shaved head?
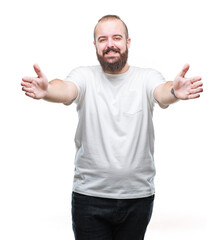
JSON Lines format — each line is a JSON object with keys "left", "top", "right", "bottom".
{"left": 94, "top": 15, "right": 129, "bottom": 41}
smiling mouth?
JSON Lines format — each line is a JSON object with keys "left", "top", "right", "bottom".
{"left": 105, "top": 51, "right": 119, "bottom": 55}
{"left": 103, "top": 48, "right": 120, "bottom": 56}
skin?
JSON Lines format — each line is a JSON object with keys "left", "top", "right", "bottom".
{"left": 94, "top": 19, "right": 131, "bottom": 74}
{"left": 21, "top": 19, "right": 203, "bottom": 106}
{"left": 154, "top": 64, "right": 203, "bottom": 108}
{"left": 21, "top": 64, "right": 77, "bottom": 105}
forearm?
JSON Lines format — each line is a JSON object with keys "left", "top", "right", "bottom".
{"left": 154, "top": 81, "right": 179, "bottom": 107}
{"left": 43, "top": 79, "right": 78, "bottom": 104}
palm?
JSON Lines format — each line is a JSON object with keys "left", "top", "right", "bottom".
{"left": 21, "top": 64, "right": 48, "bottom": 99}
{"left": 173, "top": 64, "right": 203, "bottom": 100}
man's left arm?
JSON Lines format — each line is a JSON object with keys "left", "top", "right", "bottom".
{"left": 154, "top": 64, "right": 203, "bottom": 107}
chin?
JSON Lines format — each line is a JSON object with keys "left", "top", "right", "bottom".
{"left": 105, "top": 58, "right": 120, "bottom": 64}
{"left": 105, "top": 54, "right": 121, "bottom": 61}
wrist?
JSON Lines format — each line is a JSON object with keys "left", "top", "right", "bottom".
{"left": 171, "top": 87, "right": 178, "bottom": 99}
{"left": 42, "top": 83, "right": 50, "bottom": 100}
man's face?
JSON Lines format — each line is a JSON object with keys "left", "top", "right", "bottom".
{"left": 94, "top": 19, "right": 131, "bottom": 73}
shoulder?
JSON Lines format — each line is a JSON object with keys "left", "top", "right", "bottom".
{"left": 130, "top": 66, "right": 165, "bottom": 83}
{"left": 66, "top": 65, "right": 102, "bottom": 81}
{"left": 130, "top": 66, "right": 166, "bottom": 90}
{"left": 131, "top": 66, "right": 162, "bottom": 76}
{"left": 69, "top": 65, "right": 100, "bottom": 74}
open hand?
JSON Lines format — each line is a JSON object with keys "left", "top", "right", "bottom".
{"left": 21, "top": 64, "right": 48, "bottom": 99}
{"left": 173, "top": 64, "right": 203, "bottom": 100}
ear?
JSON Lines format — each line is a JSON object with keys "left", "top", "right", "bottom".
{"left": 93, "top": 41, "right": 97, "bottom": 49}
{"left": 126, "top": 38, "right": 131, "bottom": 49}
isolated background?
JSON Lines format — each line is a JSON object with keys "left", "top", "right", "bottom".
{"left": 0, "top": 0, "right": 223, "bottom": 239}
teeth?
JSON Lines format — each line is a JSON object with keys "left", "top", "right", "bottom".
{"left": 107, "top": 51, "right": 117, "bottom": 54}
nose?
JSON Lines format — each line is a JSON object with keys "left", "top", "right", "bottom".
{"left": 107, "top": 38, "right": 115, "bottom": 48}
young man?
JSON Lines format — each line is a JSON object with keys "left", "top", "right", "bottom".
{"left": 21, "top": 15, "right": 203, "bottom": 240}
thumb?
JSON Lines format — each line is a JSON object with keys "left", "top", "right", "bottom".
{"left": 33, "top": 63, "right": 45, "bottom": 78}
{"left": 178, "top": 63, "right": 190, "bottom": 78}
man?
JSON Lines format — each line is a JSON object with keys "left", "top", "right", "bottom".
{"left": 21, "top": 15, "right": 203, "bottom": 240}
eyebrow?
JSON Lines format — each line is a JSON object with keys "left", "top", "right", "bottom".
{"left": 97, "top": 34, "right": 123, "bottom": 41}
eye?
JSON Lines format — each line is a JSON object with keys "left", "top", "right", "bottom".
{"left": 98, "top": 38, "right": 106, "bottom": 43}
{"left": 114, "top": 37, "right": 121, "bottom": 41}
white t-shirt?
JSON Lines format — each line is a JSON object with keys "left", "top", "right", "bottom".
{"left": 65, "top": 65, "right": 166, "bottom": 199}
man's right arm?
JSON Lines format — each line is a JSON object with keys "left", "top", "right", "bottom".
{"left": 43, "top": 79, "right": 78, "bottom": 105}
{"left": 21, "top": 64, "right": 78, "bottom": 105}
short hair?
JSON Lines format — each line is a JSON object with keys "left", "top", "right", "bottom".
{"left": 94, "top": 15, "right": 129, "bottom": 41}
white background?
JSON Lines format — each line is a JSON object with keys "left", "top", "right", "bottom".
{"left": 0, "top": 0, "right": 223, "bottom": 239}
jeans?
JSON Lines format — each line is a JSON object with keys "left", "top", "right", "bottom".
{"left": 71, "top": 192, "right": 155, "bottom": 240}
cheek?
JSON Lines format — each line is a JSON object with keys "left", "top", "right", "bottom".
{"left": 96, "top": 43, "right": 106, "bottom": 54}
{"left": 117, "top": 42, "right": 127, "bottom": 51}
{"left": 118, "top": 46, "right": 126, "bottom": 54}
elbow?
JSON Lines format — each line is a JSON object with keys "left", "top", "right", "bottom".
{"left": 158, "top": 102, "right": 169, "bottom": 109}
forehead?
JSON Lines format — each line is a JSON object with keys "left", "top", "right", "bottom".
{"left": 95, "top": 19, "right": 126, "bottom": 39}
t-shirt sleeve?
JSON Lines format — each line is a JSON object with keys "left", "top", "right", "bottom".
{"left": 64, "top": 67, "right": 86, "bottom": 105}
{"left": 145, "top": 69, "right": 166, "bottom": 109}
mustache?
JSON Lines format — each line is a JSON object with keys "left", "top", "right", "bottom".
{"left": 103, "top": 47, "right": 120, "bottom": 55}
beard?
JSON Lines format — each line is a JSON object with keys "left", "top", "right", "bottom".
{"left": 96, "top": 47, "right": 128, "bottom": 73}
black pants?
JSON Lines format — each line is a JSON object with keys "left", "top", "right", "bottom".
{"left": 71, "top": 192, "right": 155, "bottom": 240}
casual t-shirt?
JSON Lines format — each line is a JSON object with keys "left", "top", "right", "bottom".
{"left": 65, "top": 65, "right": 166, "bottom": 199}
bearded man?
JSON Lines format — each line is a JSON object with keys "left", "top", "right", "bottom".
{"left": 21, "top": 15, "right": 203, "bottom": 240}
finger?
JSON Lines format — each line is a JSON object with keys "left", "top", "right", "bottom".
{"left": 191, "top": 81, "right": 203, "bottom": 89}
{"left": 190, "top": 76, "right": 202, "bottom": 84}
{"left": 22, "top": 87, "right": 34, "bottom": 93}
{"left": 22, "top": 76, "right": 35, "bottom": 83}
{"left": 178, "top": 64, "right": 190, "bottom": 78}
{"left": 189, "top": 87, "right": 203, "bottom": 95}
{"left": 21, "top": 81, "right": 31, "bottom": 87}
{"left": 25, "top": 92, "right": 35, "bottom": 98}
{"left": 33, "top": 63, "right": 45, "bottom": 78}
{"left": 188, "top": 93, "right": 201, "bottom": 99}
